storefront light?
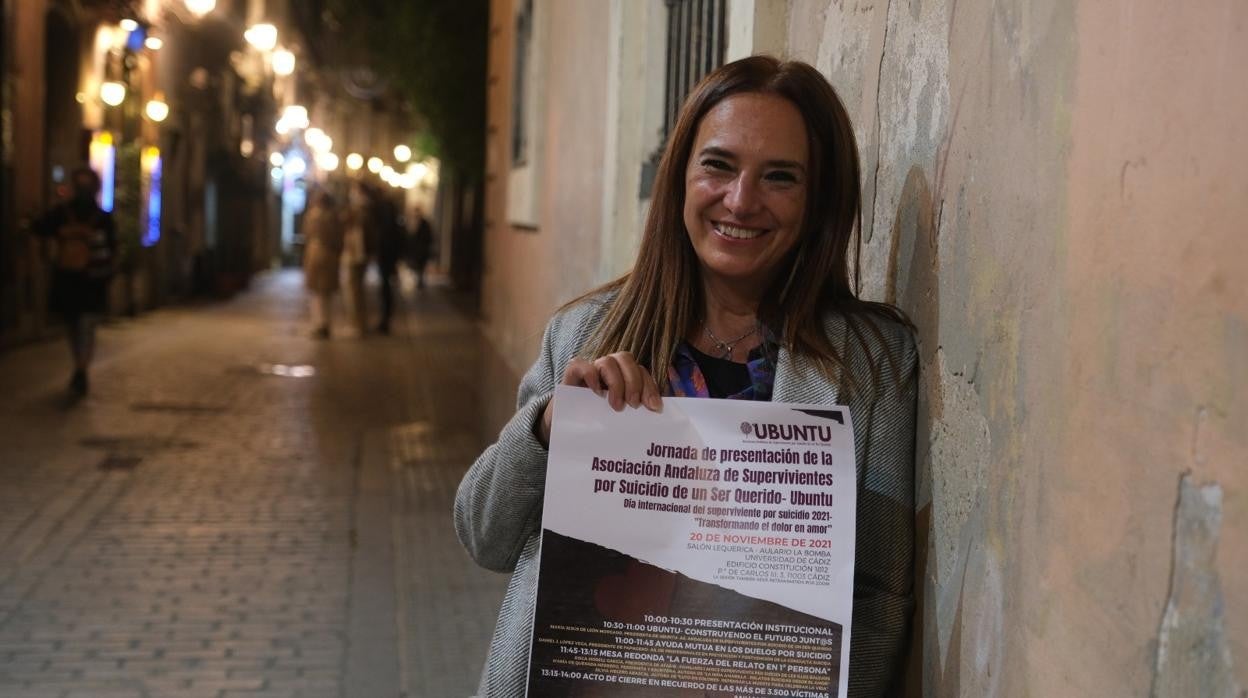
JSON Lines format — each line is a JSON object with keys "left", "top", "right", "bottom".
{"left": 245, "top": 23, "right": 278, "bottom": 52}
{"left": 280, "top": 105, "right": 309, "bottom": 130}
{"left": 185, "top": 0, "right": 216, "bottom": 17}
{"left": 144, "top": 94, "right": 170, "bottom": 122}
{"left": 100, "top": 81, "right": 127, "bottom": 107}
{"left": 317, "top": 153, "right": 340, "bottom": 171}
{"left": 272, "top": 49, "right": 296, "bottom": 77}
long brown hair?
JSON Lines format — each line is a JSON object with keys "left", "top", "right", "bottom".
{"left": 577, "top": 55, "right": 912, "bottom": 396}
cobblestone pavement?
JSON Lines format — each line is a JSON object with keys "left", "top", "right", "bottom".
{"left": 0, "top": 271, "right": 508, "bottom": 698}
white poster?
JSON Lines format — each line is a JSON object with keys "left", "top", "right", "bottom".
{"left": 527, "top": 385, "right": 857, "bottom": 698}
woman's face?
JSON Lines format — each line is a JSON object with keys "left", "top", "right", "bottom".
{"left": 683, "top": 92, "right": 808, "bottom": 294}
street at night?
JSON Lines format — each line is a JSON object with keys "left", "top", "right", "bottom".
{"left": 0, "top": 273, "right": 504, "bottom": 697}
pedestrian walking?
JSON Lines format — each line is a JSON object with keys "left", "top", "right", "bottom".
{"left": 342, "top": 183, "right": 371, "bottom": 336}
{"left": 301, "top": 190, "right": 344, "bottom": 339}
{"left": 408, "top": 204, "right": 434, "bottom": 291}
{"left": 35, "top": 166, "right": 117, "bottom": 396}
{"left": 374, "top": 192, "right": 404, "bottom": 334}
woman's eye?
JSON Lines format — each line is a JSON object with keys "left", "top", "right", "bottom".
{"left": 765, "top": 170, "right": 799, "bottom": 184}
{"left": 701, "top": 159, "right": 732, "bottom": 172}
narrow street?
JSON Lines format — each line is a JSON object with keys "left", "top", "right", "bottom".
{"left": 0, "top": 272, "right": 507, "bottom": 698}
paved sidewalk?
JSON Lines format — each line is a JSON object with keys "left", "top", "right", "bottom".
{"left": 0, "top": 271, "right": 508, "bottom": 698}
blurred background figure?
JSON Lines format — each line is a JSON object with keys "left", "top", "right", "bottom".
{"left": 374, "top": 189, "right": 404, "bottom": 334}
{"left": 34, "top": 167, "right": 116, "bottom": 396}
{"left": 408, "top": 204, "right": 434, "bottom": 291}
{"left": 343, "top": 182, "right": 372, "bottom": 336}
{"left": 301, "top": 190, "right": 344, "bottom": 339}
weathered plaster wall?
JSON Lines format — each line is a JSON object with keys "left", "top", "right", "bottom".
{"left": 788, "top": 0, "right": 1246, "bottom": 694}
{"left": 481, "top": 0, "right": 611, "bottom": 383}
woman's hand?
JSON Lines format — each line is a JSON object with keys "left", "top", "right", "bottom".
{"left": 537, "top": 352, "right": 663, "bottom": 446}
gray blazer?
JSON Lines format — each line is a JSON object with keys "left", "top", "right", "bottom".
{"left": 455, "top": 295, "right": 918, "bottom": 697}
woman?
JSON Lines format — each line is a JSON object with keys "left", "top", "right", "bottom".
{"left": 456, "top": 56, "right": 918, "bottom": 697}
{"left": 302, "top": 190, "right": 344, "bottom": 339}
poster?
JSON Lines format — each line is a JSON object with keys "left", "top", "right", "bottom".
{"left": 527, "top": 385, "right": 857, "bottom": 698}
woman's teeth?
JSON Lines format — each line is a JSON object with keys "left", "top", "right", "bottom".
{"left": 715, "top": 223, "right": 766, "bottom": 240}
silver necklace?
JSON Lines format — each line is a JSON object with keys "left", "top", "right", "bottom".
{"left": 704, "top": 324, "right": 758, "bottom": 360}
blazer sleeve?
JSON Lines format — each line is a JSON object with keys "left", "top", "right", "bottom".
{"left": 849, "top": 327, "right": 919, "bottom": 697}
{"left": 453, "top": 315, "right": 562, "bottom": 573}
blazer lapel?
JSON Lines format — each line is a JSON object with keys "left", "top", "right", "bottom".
{"left": 771, "top": 313, "right": 846, "bottom": 406}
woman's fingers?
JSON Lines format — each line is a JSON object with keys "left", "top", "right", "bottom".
{"left": 560, "top": 353, "right": 662, "bottom": 412}
{"left": 642, "top": 367, "right": 663, "bottom": 412}
{"left": 594, "top": 356, "right": 627, "bottom": 410}
{"left": 608, "top": 353, "right": 645, "bottom": 409}
{"left": 562, "top": 357, "right": 603, "bottom": 396}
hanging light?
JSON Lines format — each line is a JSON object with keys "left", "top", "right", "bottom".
{"left": 145, "top": 36, "right": 163, "bottom": 50}
{"left": 317, "top": 152, "right": 340, "bottom": 171}
{"left": 272, "top": 48, "right": 296, "bottom": 76}
{"left": 345, "top": 153, "right": 363, "bottom": 171}
{"left": 244, "top": 23, "right": 278, "bottom": 52}
{"left": 144, "top": 92, "right": 170, "bottom": 122}
{"left": 280, "top": 105, "right": 309, "bottom": 130}
{"left": 366, "top": 157, "right": 383, "bottom": 174}
{"left": 393, "top": 144, "right": 412, "bottom": 163}
{"left": 305, "top": 128, "right": 333, "bottom": 154}
{"left": 100, "top": 81, "right": 127, "bottom": 107}
{"left": 185, "top": 0, "right": 216, "bottom": 17}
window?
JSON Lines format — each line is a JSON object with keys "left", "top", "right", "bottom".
{"left": 511, "top": 0, "right": 533, "bottom": 167}
{"left": 640, "top": 0, "right": 727, "bottom": 198}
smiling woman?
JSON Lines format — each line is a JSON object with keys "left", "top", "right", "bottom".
{"left": 456, "top": 55, "right": 919, "bottom": 697}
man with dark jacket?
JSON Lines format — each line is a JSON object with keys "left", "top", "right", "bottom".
{"left": 373, "top": 191, "right": 404, "bottom": 334}
{"left": 36, "top": 167, "right": 117, "bottom": 396}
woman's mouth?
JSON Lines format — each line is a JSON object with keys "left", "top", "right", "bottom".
{"left": 712, "top": 222, "right": 768, "bottom": 240}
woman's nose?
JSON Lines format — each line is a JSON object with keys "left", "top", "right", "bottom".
{"left": 723, "top": 175, "right": 762, "bottom": 217}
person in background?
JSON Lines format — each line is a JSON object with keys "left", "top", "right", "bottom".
{"left": 36, "top": 166, "right": 117, "bottom": 396}
{"left": 342, "top": 182, "right": 371, "bottom": 336}
{"left": 408, "top": 203, "right": 434, "bottom": 291}
{"left": 374, "top": 190, "right": 404, "bottom": 334}
{"left": 301, "top": 190, "right": 344, "bottom": 339}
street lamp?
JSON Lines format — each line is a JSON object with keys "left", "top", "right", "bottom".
{"left": 317, "top": 152, "right": 340, "bottom": 171}
{"left": 272, "top": 49, "right": 296, "bottom": 76}
{"left": 393, "top": 144, "right": 412, "bottom": 163}
{"left": 346, "top": 153, "right": 363, "bottom": 171}
{"left": 280, "top": 105, "right": 309, "bottom": 129}
{"left": 244, "top": 23, "right": 278, "bottom": 52}
{"left": 100, "top": 81, "right": 127, "bottom": 107}
{"left": 185, "top": 0, "right": 216, "bottom": 17}
{"left": 144, "top": 93, "right": 170, "bottom": 122}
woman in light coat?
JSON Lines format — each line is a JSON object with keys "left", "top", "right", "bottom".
{"left": 302, "top": 191, "right": 344, "bottom": 338}
{"left": 456, "top": 56, "right": 919, "bottom": 697}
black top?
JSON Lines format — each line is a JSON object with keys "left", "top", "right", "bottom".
{"left": 687, "top": 344, "right": 751, "bottom": 399}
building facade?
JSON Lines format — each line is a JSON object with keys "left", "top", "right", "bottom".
{"left": 481, "top": 0, "right": 1247, "bottom": 695}
{"left": 0, "top": 0, "right": 290, "bottom": 347}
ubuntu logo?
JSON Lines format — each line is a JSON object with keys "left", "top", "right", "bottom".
{"left": 740, "top": 421, "right": 752, "bottom": 435}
